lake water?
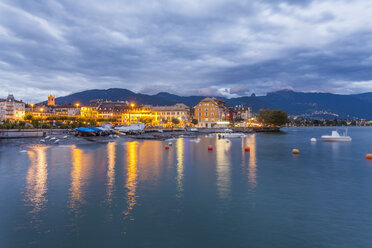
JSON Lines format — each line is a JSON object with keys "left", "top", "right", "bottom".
{"left": 1, "top": 127, "right": 372, "bottom": 248}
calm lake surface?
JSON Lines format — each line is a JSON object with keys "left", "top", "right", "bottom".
{"left": 1, "top": 127, "right": 372, "bottom": 248}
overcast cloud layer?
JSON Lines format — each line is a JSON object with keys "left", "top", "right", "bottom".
{"left": 1, "top": 0, "right": 372, "bottom": 102}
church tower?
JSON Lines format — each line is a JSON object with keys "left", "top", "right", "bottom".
{"left": 48, "top": 95, "right": 55, "bottom": 106}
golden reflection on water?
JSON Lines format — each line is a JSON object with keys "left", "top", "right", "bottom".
{"left": 176, "top": 138, "right": 184, "bottom": 198}
{"left": 26, "top": 146, "right": 48, "bottom": 215}
{"left": 138, "top": 141, "right": 161, "bottom": 182}
{"left": 106, "top": 142, "right": 116, "bottom": 204}
{"left": 244, "top": 134, "right": 257, "bottom": 188}
{"left": 69, "top": 145, "right": 89, "bottom": 210}
{"left": 124, "top": 141, "right": 138, "bottom": 217}
{"left": 215, "top": 137, "right": 232, "bottom": 200}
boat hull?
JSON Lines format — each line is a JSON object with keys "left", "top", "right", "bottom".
{"left": 321, "top": 136, "right": 352, "bottom": 142}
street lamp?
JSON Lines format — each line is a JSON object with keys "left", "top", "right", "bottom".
{"left": 76, "top": 103, "right": 80, "bottom": 108}
{"left": 30, "top": 103, "right": 34, "bottom": 112}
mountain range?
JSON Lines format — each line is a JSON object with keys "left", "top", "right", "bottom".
{"left": 43, "top": 88, "right": 372, "bottom": 119}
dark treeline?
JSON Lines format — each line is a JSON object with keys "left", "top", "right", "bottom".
{"left": 289, "top": 117, "right": 372, "bottom": 126}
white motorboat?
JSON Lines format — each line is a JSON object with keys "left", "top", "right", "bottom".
{"left": 321, "top": 130, "right": 352, "bottom": 142}
{"left": 218, "top": 133, "right": 245, "bottom": 138}
{"left": 115, "top": 123, "right": 145, "bottom": 134}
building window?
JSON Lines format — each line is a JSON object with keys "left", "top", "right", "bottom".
{"left": 205, "top": 112, "right": 208, "bottom": 116}
{"left": 199, "top": 113, "right": 202, "bottom": 116}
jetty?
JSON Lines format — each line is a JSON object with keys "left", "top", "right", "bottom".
{"left": 0, "top": 129, "right": 68, "bottom": 139}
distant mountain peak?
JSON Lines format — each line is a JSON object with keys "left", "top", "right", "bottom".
{"left": 39, "top": 88, "right": 372, "bottom": 119}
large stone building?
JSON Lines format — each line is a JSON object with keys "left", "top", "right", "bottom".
{"left": 53, "top": 106, "right": 80, "bottom": 116}
{"left": 194, "top": 97, "right": 229, "bottom": 128}
{"left": 0, "top": 94, "right": 25, "bottom": 121}
{"left": 0, "top": 104, "right": 5, "bottom": 121}
{"left": 96, "top": 101, "right": 129, "bottom": 123}
{"left": 150, "top": 103, "right": 191, "bottom": 126}
{"left": 80, "top": 106, "right": 99, "bottom": 119}
{"left": 231, "top": 106, "right": 253, "bottom": 126}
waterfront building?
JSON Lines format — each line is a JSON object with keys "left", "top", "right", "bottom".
{"left": 0, "top": 94, "right": 25, "bottom": 121}
{"left": 121, "top": 106, "right": 159, "bottom": 125}
{"left": 26, "top": 105, "right": 53, "bottom": 118}
{"left": 0, "top": 104, "right": 5, "bottom": 121}
{"left": 194, "top": 97, "right": 229, "bottom": 128}
{"left": 80, "top": 106, "right": 99, "bottom": 119}
{"left": 231, "top": 106, "right": 254, "bottom": 126}
{"left": 150, "top": 103, "right": 191, "bottom": 126}
{"left": 96, "top": 101, "right": 129, "bottom": 123}
{"left": 53, "top": 105, "right": 80, "bottom": 116}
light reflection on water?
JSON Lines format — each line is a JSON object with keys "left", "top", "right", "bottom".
{"left": 215, "top": 136, "right": 232, "bottom": 201}
{"left": 69, "top": 145, "right": 92, "bottom": 212}
{"left": 176, "top": 138, "right": 184, "bottom": 198}
{"left": 124, "top": 141, "right": 138, "bottom": 218}
{"left": 245, "top": 134, "right": 257, "bottom": 189}
{"left": 3, "top": 127, "right": 372, "bottom": 248}
{"left": 106, "top": 142, "right": 116, "bottom": 205}
{"left": 25, "top": 146, "right": 48, "bottom": 219}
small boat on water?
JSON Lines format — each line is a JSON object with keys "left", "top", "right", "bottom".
{"left": 321, "top": 129, "right": 352, "bottom": 142}
{"left": 218, "top": 133, "right": 245, "bottom": 138}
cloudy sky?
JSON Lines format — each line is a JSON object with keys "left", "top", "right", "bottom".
{"left": 1, "top": 0, "right": 372, "bottom": 102}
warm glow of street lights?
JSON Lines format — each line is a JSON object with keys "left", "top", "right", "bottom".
{"left": 76, "top": 103, "right": 80, "bottom": 108}
{"left": 40, "top": 108, "right": 44, "bottom": 112}
{"left": 130, "top": 103, "right": 135, "bottom": 108}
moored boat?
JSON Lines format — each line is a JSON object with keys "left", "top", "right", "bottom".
{"left": 321, "top": 130, "right": 352, "bottom": 142}
{"left": 218, "top": 133, "right": 245, "bottom": 138}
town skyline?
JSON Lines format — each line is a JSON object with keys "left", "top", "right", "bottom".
{"left": 1, "top": 0, "right": 372, "bottom": 102}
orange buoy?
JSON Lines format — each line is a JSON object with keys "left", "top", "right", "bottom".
{"left": 244, "top": 147, "right": 250, "bottom": 152}
{"left": 365, "top": 154, "right": 372, "bottom": 159}
{"left": 208, "top": 145, "right": 213, "bottom": 151}
{"left": 165, "top": 145, "right": 170, "bottom": 150}
{"left": 292, "top": 149, "right": 300, "bottom": 155}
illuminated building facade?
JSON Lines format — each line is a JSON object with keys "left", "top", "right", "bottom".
{"left": 151, "top": 103, "right": 191, "bottom": 126}
{"left": 194, "top": 97, "right": 229, "bottom": 128}
{"left": 0, "top": 94, "right": 25, "bottom": 121}
{"left": 96, "top": 101, "right": 129, "bottom": 122}
{"left": 231, "top": 106, "right": 254, "bottom": 127}
{"left": 80, "top": 106, "right": 98, "bottom": 119}
{"left": 53, "top": 106, "right": 80, "bottom": 116}
{"left": 121, "top": 107, "right": 159, "bottom": 125}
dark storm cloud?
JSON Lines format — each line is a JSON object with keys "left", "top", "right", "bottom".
{"left": 0, "top": 0, "right": 372, "bottom": 102}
